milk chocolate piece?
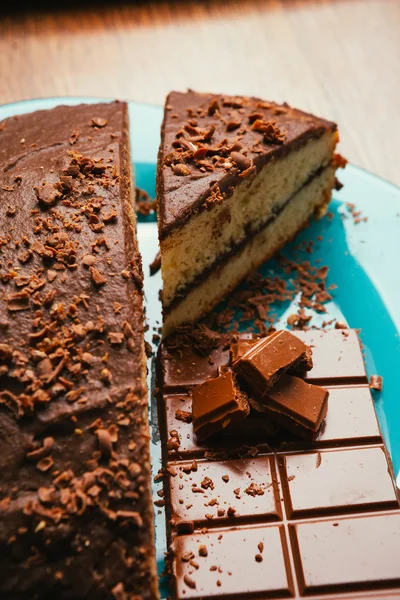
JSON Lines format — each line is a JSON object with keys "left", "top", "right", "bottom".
{"left": 259, "top": 374, "right": 329, "bottom": 437}
{"left": 192, "top": 371, "right": 250, "bottom": 440}
{"left": 234, "top": 330, "right": 312, "bottom": 396}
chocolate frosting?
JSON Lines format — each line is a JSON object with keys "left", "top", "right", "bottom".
{"left": 0, "top": 103, "right": 157, "bottom": 598}
{"left": 157, "top": 90, "right": 337, "bottom": 238}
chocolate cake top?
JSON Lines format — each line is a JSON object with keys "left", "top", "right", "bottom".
{"left": 0, "top": 102, "right": 157, "bottom": 598}
{"left": 157, "top": 90, "right": 337, "bottom": 238}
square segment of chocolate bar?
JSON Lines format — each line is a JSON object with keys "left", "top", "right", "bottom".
{"left": 168, "top": 456, "right": 281, "bottom": 532}
{"left": 172, "top": 525, "right": 294, "bottom": 599}
{"left": 279, "top": 445, "right": 399, "bottom": 518}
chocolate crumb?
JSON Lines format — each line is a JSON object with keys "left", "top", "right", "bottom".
{"left": 175, "top": 409, "right": 192, "bottom": 423}
{"left": 90, "top": 267, "right": 107, "bottom": 286}
{"left": 198, "top": 544, "right": 208, "bottom": 557}
{"left": 183, "top": 574, "right": 196, "bottom": 589}
{"left": 91, "top": 117, "right": 108, "bottom": 128}
{"left": 369, "top": 375, "right": 383, "bottom": 391}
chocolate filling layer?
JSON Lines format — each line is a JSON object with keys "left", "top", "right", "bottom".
{"left": 165, "top": 162, "right": 330, "bottom": 313}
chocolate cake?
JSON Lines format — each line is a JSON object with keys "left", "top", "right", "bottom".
{"left": 0, "top": 103, "right": 158, "bottom": 598}
{"left": 156, "top": 91, "right": 343, "bottom": 335}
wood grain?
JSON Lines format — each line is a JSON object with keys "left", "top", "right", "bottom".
{"left": 0, "top": 0, "right": 399, "bottom": 184}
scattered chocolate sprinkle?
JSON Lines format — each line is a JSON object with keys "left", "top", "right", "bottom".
{"left": 91, "top": 117, "right": 108, "bottom": 128}
{"left": 245, "top": 483, "right": 264, "bottom": 497}
{"left": 36, "top": 456, "right": 54, "bottom": 472}
{"left": 82, "top": 254, "right": 96, "bottom": 267}
{"left": 183, "top": 574, "right": 196, "bottom": 589}
{"left": 34, "top": 183, "right": 62, "bottom": 206}
{"left": 369, "top": 375, "right": 383, "bottom": 391}
{"left": 108, "top": 332, "right": 124, "bottom": 345}
{"left": 181, "top": 551, "right": 195, "bottom": 562}
{"left": 7, "top": 291, "right": 30, "bottom": 312}
{"left": 198, "top": 544, "right": 208, "bottom": 557}
{"left": 150, "top": 251, "right": 162, "bottom": 276}
{"left": 175, "top": 409, "right": 192, "bottom": 423}
{"left": 90, "top": 267, "right": 107, "bottom": 286}
{"left": 136, "top": 187, "right": 157, "bottom": 216}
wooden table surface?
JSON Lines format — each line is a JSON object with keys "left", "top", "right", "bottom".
{"left": 1, "top": 0, "right": 399, "bottom": 185}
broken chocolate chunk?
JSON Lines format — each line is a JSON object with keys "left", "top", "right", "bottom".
{"left": 233, "top": 330, "right": 312, "bottom": 397}
{"left": 260, "top": 374, "right": 329, "bottom": 437}
{"left": 192, "top": 371, "right": 250, "bottom": 441}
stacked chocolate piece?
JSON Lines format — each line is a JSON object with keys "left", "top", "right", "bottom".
{"left": 157, "top": 328, "right": 400, "bottom": 599}
{"left": 192, "top": 330, "right": 329, "bottom": 442}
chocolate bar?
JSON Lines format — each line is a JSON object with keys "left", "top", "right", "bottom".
{"left": 157, "top": 329, "right": 400, "bottom": 599}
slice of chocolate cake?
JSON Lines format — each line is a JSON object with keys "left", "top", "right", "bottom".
{"left": 157, "top": 91, "right": 344, "bottom": 335}
{"left": 0, "top": 103, "right": 158, "bottom": 598}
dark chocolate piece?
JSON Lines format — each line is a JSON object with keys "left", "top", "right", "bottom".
{"left": 0, "top": 103, "right": 158, "bottom": 599}
{"left": 192, "top": 371, "right": 250, "bottom": 440}
{"left": 233, "top": 330, "right": 312, "bottom": 395}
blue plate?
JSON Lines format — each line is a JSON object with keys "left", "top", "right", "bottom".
{"left": 2, "top": 98, "right": 400, "bottom": 596}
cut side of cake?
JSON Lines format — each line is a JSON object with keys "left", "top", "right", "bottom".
{"left": 156, "top": 91, "right": 344, "bottom": 336}
{"left": 0, "top": 102, "right": 158, "bottom": 598}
